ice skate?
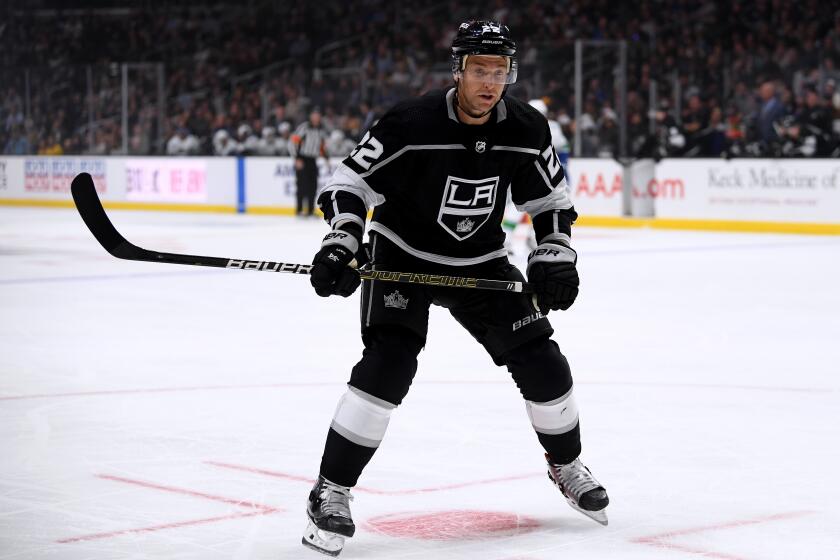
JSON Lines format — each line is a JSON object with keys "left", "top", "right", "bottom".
{"left": 302, "top": 476, "right": 355, "bottom": 556}
{"left": 546, "top": 454, "right": 609, "bottom": 526}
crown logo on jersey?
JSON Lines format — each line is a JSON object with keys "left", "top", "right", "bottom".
{"left": 456, "top": 217, "right": 476, "bottom": 233}
{"left": 384, "top": 290, "right": 408, "bottom": 310}
{"left": 475, "top": 140, "right": 486, "bottom": 153}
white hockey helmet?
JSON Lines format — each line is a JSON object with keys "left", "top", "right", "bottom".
{"left": 528, "top": 98, "right": 549, "bottom": 116}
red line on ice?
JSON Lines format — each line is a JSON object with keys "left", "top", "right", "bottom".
{"left": 631, "top": 510, "right": 815, "bottom": 560}
{"left": 96, "top": 473, "right": 280, "bottom": 511}
{"left": 206, "top": 461, "right": 318, "bottom": 485}
{"left": 58, "top": 474, "right": 282, "bottom": 544}
{"left": 206, "top": 461, "right": 542, "bottom": 495}
{"left": 57, "top": 510, "right": 269, "bottom": 543}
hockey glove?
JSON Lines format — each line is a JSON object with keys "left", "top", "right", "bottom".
{"left": 527, "top": 243, "right": 579, "bottom": 313}
{"left": 310, "top": 230, "right": 363, "bottom": 297}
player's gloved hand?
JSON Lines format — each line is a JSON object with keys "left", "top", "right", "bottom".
{"left": 310, "top": 230, "right": 363, "bottom": 297}
{"left": 527, "top": 242, "right": 579, "bottom": 313}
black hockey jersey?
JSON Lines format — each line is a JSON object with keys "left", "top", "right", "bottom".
{"left": 318, "top": 88, "right": 577, "bottom": 266}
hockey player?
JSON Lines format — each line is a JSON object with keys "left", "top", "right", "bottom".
{"left": 502, "top": 98, "right": 571, "bottom": 258}
{"left": 529, "top": 97, "right": 570, "bottom": 167}
{"left": 303, "top": 20, "right": 609, "bottom": 556}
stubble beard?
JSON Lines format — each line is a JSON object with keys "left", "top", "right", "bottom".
{"left": 456, "top": 86, "right": 498, "bottom": 120}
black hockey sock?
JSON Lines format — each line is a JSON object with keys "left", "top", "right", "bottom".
{"left": 538, "top": 423, "right": 582, "bottom": 465}
{"left": 319, "top": 428, "right": 378, "bottom": 487}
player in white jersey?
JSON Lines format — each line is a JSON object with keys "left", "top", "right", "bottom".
{"left": 503, "top": 98, "right": 572, "bottom": 258}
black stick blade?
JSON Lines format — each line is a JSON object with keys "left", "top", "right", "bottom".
{"left": 71, "top": 172, "right": 140, "bottom": 259}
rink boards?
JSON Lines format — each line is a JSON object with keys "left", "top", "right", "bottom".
{"left": 1, "top": 155, "right": 838, "bottom": 234}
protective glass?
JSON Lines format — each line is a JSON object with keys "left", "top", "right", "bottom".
{"left": 460, "top": 58, "right": 518, "bottom": 84}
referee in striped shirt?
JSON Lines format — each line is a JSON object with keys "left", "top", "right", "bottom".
{"left": 290, "top": 110, "right": 328, "bottom": 217}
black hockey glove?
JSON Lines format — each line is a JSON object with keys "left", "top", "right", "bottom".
{"left": 310, "top": 230, "right": 363, "bottom": 297}
{"left": 527, "top": 242, "right": 579, "bottom": 313}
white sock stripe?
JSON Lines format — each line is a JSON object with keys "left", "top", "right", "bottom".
{"left": 330, "top": 421, "right": 382, "bottom": 448}
{"left": 526, "top": 389, "right": 579, "bottom": 435}
{"left": 331, "top": 388, "right": 393, "bottom": 447}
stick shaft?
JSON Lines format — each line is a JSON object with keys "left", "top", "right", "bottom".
{"left": 70, "top": 172, "right": 532, "bottom": 293}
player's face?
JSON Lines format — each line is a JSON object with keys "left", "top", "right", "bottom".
{"left": 457, "top": 56, "right": 508, "bottom": 117}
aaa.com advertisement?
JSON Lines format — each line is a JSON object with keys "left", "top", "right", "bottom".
{"left": 565, "top": 158, "right": 624, "bottom": 218}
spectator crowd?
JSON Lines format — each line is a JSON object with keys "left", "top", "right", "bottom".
{"left": 2, "top": 0, "right": 839, "bottom": 158}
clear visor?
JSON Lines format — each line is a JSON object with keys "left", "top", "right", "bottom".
{"left": 457, "top": 56, "right": 518, "bottom": 85}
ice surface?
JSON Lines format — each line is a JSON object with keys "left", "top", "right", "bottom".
{"left": 1, "top": 207, "right": 839, "bottom": 559}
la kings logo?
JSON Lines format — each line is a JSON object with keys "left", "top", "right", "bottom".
{"left": 437, "top": 175, "right": 499, "bottom": 240}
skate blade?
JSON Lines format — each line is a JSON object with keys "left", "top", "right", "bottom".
{"left": 568, "top": 500, "right": 608, "bottom": 526}
{"left": 302, "top": 521, "right": 345, "bottom": 557}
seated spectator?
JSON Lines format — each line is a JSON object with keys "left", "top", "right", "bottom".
{"left": 698, "top": 106, "right": 727, "bottom": 157}
{"left": 325, "top": 129, "right": 356, "bottom": 157}
{"left": 38, "top": 133, "right": 64, "bottom": 156}
{"left": 577, "top": 112, "right": 599, "bottom": 157}
{"left": 129, "top": 123, "right": 152, "bottom": 155}
{"left": 771, "top": 115, "right": 812, "bottom": 157}
{"left": 276, "top": 122, "right": 293, "bottom": 156}
{"left": 257, "top": 126, "right": 277, "bottom": 156}
{"left": 654, "top": 101, "right": 686, "bottom": 157}
{"left": 798, "top": 87, "right": 834, "bottom": 155}
{"left": 597, "top": 108, "right": 619, "bottom": 158}
{"left": 235, "top": 123, "right": 260, "bottom": 156}
{"left": 212, "top": 129, "right": 238, "bottom": 156}
{"left": 3, "top": 125, "right": 30, "bottom": 155}
{"left": 681, "top": 94, "right": 709, "bottom": 154}
{"left": 166, "top": 127, "right": 200, "bottom": 155}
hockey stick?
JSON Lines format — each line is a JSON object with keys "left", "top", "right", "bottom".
{"left": 70, "top": 173, "right": 533, "bottom": 293}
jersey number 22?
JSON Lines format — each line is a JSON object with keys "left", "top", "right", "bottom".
{"left": 350, "top": 132, "right": 384, "bottom": 171}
